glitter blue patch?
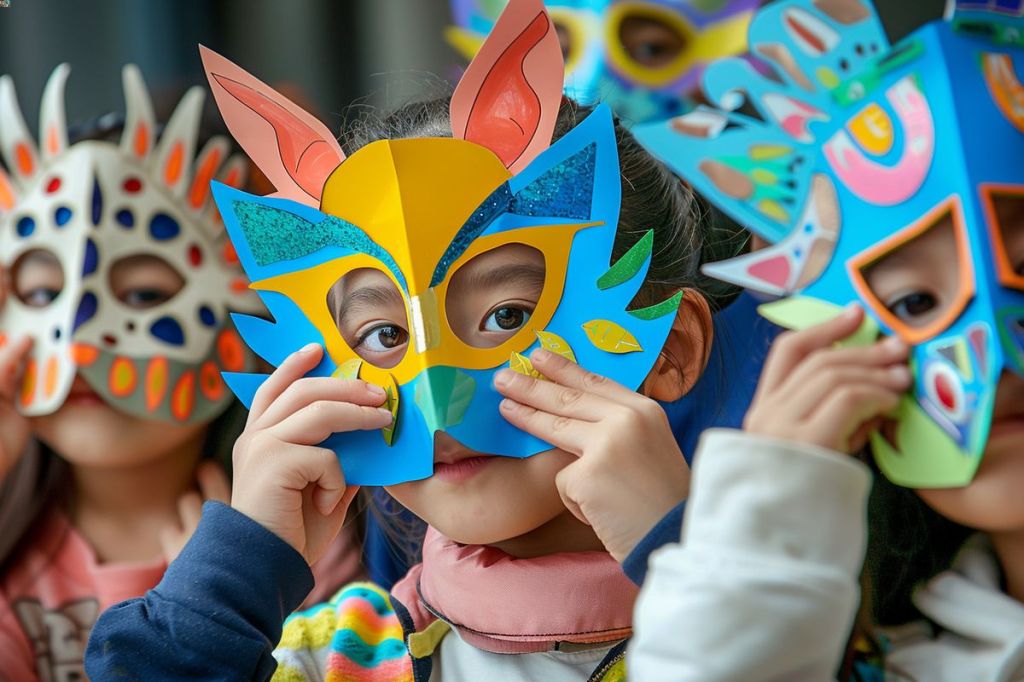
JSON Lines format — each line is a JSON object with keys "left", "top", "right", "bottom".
{"left": 150, "top": 316, "right": 185, "bottom": 346}
{"left": 91, "top": 179, "right": 103, "bottom": 226}
{"left": 150, "top": 213, "right": 180, "bottom": 241}
{"left": 72, "top": 292, "right": 98, "bottom": 332}
{"left": 116, "top": 209, "right": 134, "bottom": 228}
{"left": 15, "top": 216, "right": 34, "bottom": 237}
{"left": 82, "top": 238, "right": 98, "bottom": 277}
{"left": 232, "top": 200, "right": 407, "bottom": 291}
{"left": 55, "top": 206, "right": 72, "bottom": 227}
{"left": 508, "top": 143, "right": 596, "bottom": 220}
{"left": 430, "top": 183, "right": 513, "bottom": 287}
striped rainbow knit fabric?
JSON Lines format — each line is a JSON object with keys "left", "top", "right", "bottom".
{"left": 272, "top": 582, "right": 414, "bottom": 681}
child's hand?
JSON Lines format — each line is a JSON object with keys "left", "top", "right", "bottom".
{"left": 160, "top": 460, "right": 232, "bottom": 563}
{"left": 0, "top": 332, "right": 33, "bottom": 481}
{"left": 744, "top": 305, "right": 912, "bottom": 454}
{"left": 496, "top": 350, "right": 690, "bottom": 562}
{"left": 230, "top": 344, "right": 393, "bottom": 565}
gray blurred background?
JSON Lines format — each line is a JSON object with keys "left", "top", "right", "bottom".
{"left": 0, "top": 0, "right": 947, "bottom": 138}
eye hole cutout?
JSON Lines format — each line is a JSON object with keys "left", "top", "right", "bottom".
{"left": 617, "top": 10, "right": 689, "bottom": 70}
{"left": 327, "top": 268, "right": 410, "bottom": 369}
{"left": 11, "top": 249, "right": 64, "bottom": 308}
{"left": 851, "top": 200, "right": 975, "bottom": 344}
{"left": 108, "top": 254, "right": 185, "bottom": 310}
{"left": 445, "top": 244, "right": 546, "bottom": 350}
{"left": 983, "top": 186, "right": 1024, "bottom": 289}
{"left": 549, "top": 11, "right": 584, "bottom": 76}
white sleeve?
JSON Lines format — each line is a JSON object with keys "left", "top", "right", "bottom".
{"left": 628, "top": 429, "right": 871, "bottom": 682}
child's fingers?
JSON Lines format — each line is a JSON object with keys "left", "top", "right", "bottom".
{"left": 248, "top": 344, "right": 323, "bottom": 424}
{"left": 757, "top": 306, "right": 866, "bottom": 396}
{"left": 313, "top": 482, "right": 359, "bottom": 517}
{"left": 494, "top": 369, "right": 606, "bottom": 422}
{"left": 775, "top": 364, "right": 911, "bottom": 420}
{"left": 806, "top": 384, "right": 902, "bottom": 451}
{"left": 498, "top": 398, "right": 586, "bottom": 455}
{"left": 528, "top": 349, "right": 640, "bottom": 405}
{"left": 196, "top": 460, "right": 231, "bottom": 504}
{"left": 773, "top": 337, "right": 908, "bottom": 401}
{"left": 275, "top": 446, "right": 346, "bottom": 515}
{"left": 267, "top": 401, "right": 394, "bottom": 445}
{"left": 253, "top": 377, "right": 386, "bottom": 431}
{"left": 177, "top": 490, "right": 204, "bottom": 534}
{"left": 0, "top": 336, "right": 33, "bottom": 401}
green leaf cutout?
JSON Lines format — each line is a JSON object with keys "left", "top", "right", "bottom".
{"left": 629, "top": 291, "right": 683, "bottom": 321}
{"left": 757, "top": 296, "right": 880, "bottom": 349}
{"left": 597, "top": 230, "right": 654, "bottom": 290}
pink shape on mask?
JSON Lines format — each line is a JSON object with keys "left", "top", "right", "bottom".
{"left": 747, "top": 254, "right": 792, "bottom": 288}
{"left": 823, "top": 77, "right": 935, "bottom": 206}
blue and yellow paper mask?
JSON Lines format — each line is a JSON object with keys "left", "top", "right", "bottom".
{"left": 635, "top": 0, "right": 1024, "bottom": 488}
{"left": 203, "top": 0, "right": 680, "bottom": 485}
{"left": 448, "top": 0, "right": 758, "bottom": 123}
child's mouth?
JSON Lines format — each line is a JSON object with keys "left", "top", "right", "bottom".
{"left": 433, "top": 456, "right": 495, "bottom": 483}
{"left": 66, "top": 378, "right": 104, "bottom": 406}
{"left": 432, "top": 432, "right": 497, "bottom": 483}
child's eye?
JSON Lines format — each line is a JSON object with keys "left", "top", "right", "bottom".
{"left": 22, "top": 287, "right": 61, "bottom": 308}
{"left": 482, "top": 306, "right": 532, "bottom": 333}
{"left": 887, "top": 291, "right": 938, "bottom": 321}
{"left": 120, "top": 288, "right": 174, "bottom": 309}
{"left": 358, "top": 324, "right": 409, "bottom": 353}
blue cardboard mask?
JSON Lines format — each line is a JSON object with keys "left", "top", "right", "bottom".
{"left": 448, "top": 0, "right": 759, "bottom": 123}
{"left": 204, "top": 0, "right": 680, "bottom": 486}
{"left": 634, "top": 0, "right": 1024, "bottom": 488}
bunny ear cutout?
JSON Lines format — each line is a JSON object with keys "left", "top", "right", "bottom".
{"left": 121, "top": 64, "right": 157, "bottom": 161}
{"left": 450, "top": 0, "right": 563, "bottom": 174}
{"left": 0, "top": 167, "right": 16, "bottom": 212}
{"left": 152, "top": 86, "right": 205, "bottom": 196}
{"left": 38, "top": 63, "right": 70, "bottom": 162}
{"left": 0, "top": 75, "right": 40, "bottom": 189}
{"left": 199, "top": 45, "right": 345, "bottom": 206}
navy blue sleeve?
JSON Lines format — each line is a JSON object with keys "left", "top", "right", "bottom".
{"left": 622, "top": 501, "right": 685, "bottom": 585}
{"left": 85, "top": 501, "right": 314, "bottom": 681}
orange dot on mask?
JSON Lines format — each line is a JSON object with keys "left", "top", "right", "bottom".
{"left": 19, "top": 359, "right": 37, "bottom": 408}
{"left": 43, "top": 355, "right": 60, "bottom": 399}
{"left": 199, "top": 361, "right": 224, "bottom": 401}
{"left": 70, "top": 342, "right": 100, "bottom": 366}
{"left": 145, "top": 357, "right": 169, "bottom": 412}
{"left": 217, "top": 330, "right": 245, "bottom": 372}
{"left": 109, "top": 357, "right": 138, "bottom": 398}
{"left": 171, "top": 370, "right": 195, "bottom": 421}
{"left": 164, "top": 142, "right": 184, "bottom": 186}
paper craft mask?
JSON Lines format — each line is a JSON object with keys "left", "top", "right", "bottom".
{"left": 0, "top": 64, "right": 258, "bottom": 422}
{"left": 447, "top": 0, "right": 758, "bottom": 123}
{"left": 204, "top": 0, "right": 681, "bottom": 485}
{"left": 634, "top": 0, "right": 1024, "bottom": 488}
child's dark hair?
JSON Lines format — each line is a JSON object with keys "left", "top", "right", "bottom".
{"left": 341, "top": 94, "right": 746, "bottom": 565}
{"left": 864, "top": 466, "right": 973, "bottom": 626}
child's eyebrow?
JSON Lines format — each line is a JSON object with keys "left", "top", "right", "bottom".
{"left": 459, "top": 263, "right": 546, "bottom": 294}
{"left": 335, "top": 284, "right": 405, "bottom": 328}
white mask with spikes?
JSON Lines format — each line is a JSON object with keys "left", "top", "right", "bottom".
{"left": 0, "top": 64, "right": 259, "bottom": 423}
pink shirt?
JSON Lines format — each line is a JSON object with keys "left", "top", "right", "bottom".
{"left": 0, "top": 510, "right": 166, "bottom": 681}
{"left": 0, "top": 509, "right": 364, "bottom": 681}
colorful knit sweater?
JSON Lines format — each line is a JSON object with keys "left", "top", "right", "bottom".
{"left": 271, "top": 582, "right": 627, "bottom": 682}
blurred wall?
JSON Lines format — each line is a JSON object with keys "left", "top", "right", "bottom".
{"left": 0, "top": 0, "right": 947, "bottom": 138}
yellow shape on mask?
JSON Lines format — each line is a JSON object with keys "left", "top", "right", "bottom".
{"left": 333, "top": 358, "right": 363, "bottom": 381}
{"left": 320, "top": 138, "right": 512, "bottom": 294}
{"left": 583, "top": 319, "right": 643, "bottom": 354}
{"left": 510, "top": 351, "right": 545, "bottom": 380}
{"left": 847, "top": 102, "right": 894, "bottom": 156}
{"left": 536, "top": 330, "right": 577, "bottom": 363}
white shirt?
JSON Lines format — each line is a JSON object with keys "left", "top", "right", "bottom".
{"left": 432, "top": 627, "right": 617, "bottom": 681}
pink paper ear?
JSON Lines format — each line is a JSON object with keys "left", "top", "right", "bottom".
{"left": 199, "top": 46, "right": 345, "bottom": 206}
{"left": 450, "top": 0, "right": 563, "bottom": 174}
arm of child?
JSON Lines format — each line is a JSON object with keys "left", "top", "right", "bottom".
{"left": 629, "top": 307, "right": 911, "bottom": 681}
{"left": 85, "top": 345, "right": 391, "bottom": 680}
